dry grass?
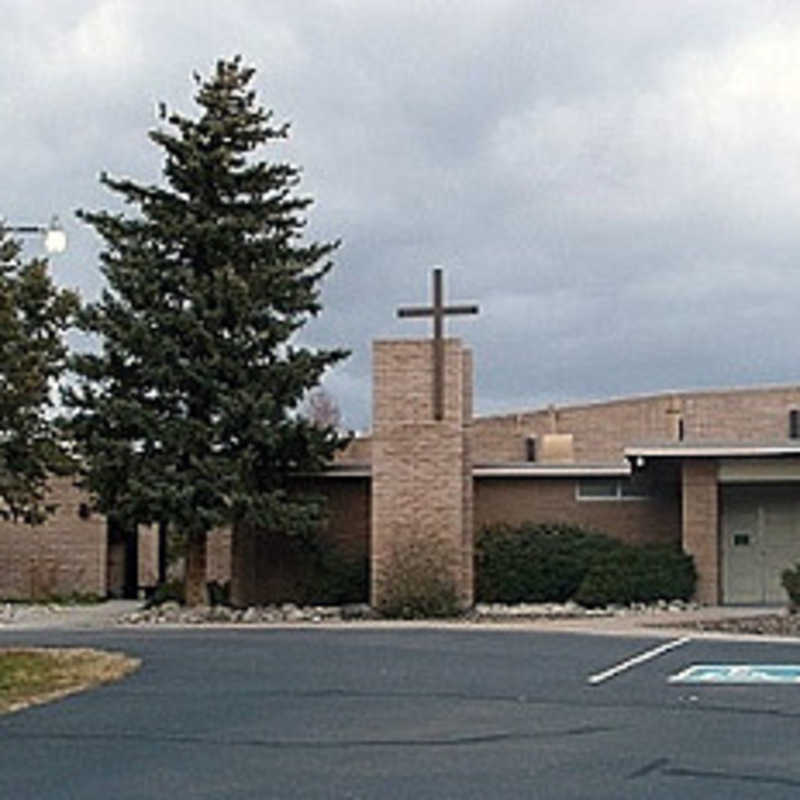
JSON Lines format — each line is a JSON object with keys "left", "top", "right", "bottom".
{"left": 0, "top": 648, "right": 141, "bottom": 714}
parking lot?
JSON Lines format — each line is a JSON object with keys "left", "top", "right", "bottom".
{"left": 2, "top": 625, "right": 800, "bottom": 799}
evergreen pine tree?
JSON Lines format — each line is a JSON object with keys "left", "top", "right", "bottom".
{"left": 0, "top": 232, "right": 78, "bottom": 523}
{"left": 66, "top": 57, "right": 349, "bottom": 604}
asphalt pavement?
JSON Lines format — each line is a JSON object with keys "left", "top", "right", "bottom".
{"left": 2, "top": 622, "right": 800, "bottom": 799}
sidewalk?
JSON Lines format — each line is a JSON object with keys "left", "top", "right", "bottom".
{"left": 0, "top": 600, "right": 142, "bottom": 630}
{"left": 479, "top": 605, "right": 796, "bottom": 641}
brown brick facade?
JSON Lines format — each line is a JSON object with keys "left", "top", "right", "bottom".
{"left": 681, "top": 460, "right": 720, "bottom": 604}
{"left": 229, "top": 476, "right": 370, "bottom": 606}
{"left": 0, "top": 478, "right": 106, "bottom": 600}
{"left": 138, "top": 525, "right": 159, "bottom": 590}
{"left": 206, "top": 529, "right": 232, "bottom": 584}
{"left": 470, "top": 385, "right": 800, "bottom": 464}
{"left": 475, "top": 478, "right": 680, "bottom": 547}
{"left": 7, "top": 383, "right": 799, "bottom": 604}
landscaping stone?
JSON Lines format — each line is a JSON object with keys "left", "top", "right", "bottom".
{"left": 340, "top": 603, "right": 376, "bottom": 620}
{"left": 4, "top": 598, "right": 800, "bottom": 637}
{"left": 676, "top": 612, "right": 800, "bottom": 637}
{"left": 115, "top": 599, "right": 707, "bottom": 626}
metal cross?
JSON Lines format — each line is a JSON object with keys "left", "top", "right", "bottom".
{"left": 397, "top": 266, "right": 479, "bottom": 421}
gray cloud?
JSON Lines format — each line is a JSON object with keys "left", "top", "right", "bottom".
{"left": 4, "top": 1, "right": 800, "bottom": 430}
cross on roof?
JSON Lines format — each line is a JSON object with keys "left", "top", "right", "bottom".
{"left": 397, "top": 266, "right": 479, "bottom": 421}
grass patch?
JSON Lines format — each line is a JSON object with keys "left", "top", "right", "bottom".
{"left": 0, "top": 648, "right": 140, "bottom": 715}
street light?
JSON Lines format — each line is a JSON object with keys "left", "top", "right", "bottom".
{"left": 1, "top": 215, "right": 67, "bottom": 254}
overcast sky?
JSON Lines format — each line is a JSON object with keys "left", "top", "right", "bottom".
{"left": 4, "top": 1, "right": 800, "bottom": 431}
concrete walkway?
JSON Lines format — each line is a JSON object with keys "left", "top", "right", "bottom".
{"left": 0, "top": 600, "right": 142, "bottom": 630}
{"left": 474, "top": 604, "right": 784, "bottom": 639}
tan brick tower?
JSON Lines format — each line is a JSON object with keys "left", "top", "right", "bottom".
{"left": 371, "top": 268, "right": 478, "bottom": 610}
{"left": 370, "top": 338, "right": 474, "bottom": 609}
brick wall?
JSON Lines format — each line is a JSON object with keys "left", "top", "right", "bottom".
{"left": 138, "top": 525, "right": 159, "bottom": 590}
{"left": 682, "top": 460, "right": 719, "bottom": 604}
{"left": 229, "top": 476, "right": 370, "bottom": 606}
{"left": 337, "top": 436, "right": 371, "bottom": 464}
{"left": 475, "top": 477, "right": 681, "bottom": 546}
{"left": 682, "top": 386, "right": 800, "bottom": 441}
{"left": 0, "top": 477, "right": 106, "bottom": 600}
{"left": 472, "top": 385, "right": 800, "bottom": 464}
{"left": 472, "top": 395, "right": 677, "bottom": 463}
{"left": 206, "top": 528, "right": 232, "bottom": 584}
{"left": 371, "top": 339, "right": 473, "bottom": 608}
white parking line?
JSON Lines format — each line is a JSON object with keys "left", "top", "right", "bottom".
{"left": 588, "top": 637, "right": 692, "bottom": 685}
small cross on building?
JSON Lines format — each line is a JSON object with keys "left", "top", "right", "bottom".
{"left": 397, "top": 266, "right": 479, "bottom": 421}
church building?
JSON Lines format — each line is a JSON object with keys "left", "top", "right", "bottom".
{"left": 4, "top": 269, "right": 800, "bottom": 607}
{"left": 232, "top": 268, "right": 800, "bottom": 608}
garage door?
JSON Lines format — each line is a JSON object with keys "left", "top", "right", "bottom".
{"left": 722, "top": 485, "right": 800, "bottom": 605}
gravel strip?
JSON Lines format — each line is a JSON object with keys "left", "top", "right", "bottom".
{"left": 117, "top": 599, "right": 702, "bottom": 626}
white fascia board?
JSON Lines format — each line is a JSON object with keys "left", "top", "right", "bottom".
{"left": 312, "top": 463, "right": 631, "bottom": 479}
{"left": 301, "top": 465, "right": 371, "bottom": 478}
{"left": 625, "top": 444, "right": 800, "bottom": 459}
{"left": 472, "top": 463, "right": 630, "bottom": 478}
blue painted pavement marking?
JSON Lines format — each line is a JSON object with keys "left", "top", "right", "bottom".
{"left": 669, "top": 665, "right": 800, "bottom": 684}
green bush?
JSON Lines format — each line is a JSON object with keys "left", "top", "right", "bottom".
{"left": 376, "top": 532, "right": 461, "bottom": 619}
{"left": 145, "top": 578, "right": 185, "bottom": 607}
{"left": 303, "top": 549, "right": 369, "bottom": 606}
{"left": 574, "top": 546, "right": 696, "bottom": 607}
{"left": 475, "top": 522, "right": 696, "bottom": 607}
{"left": 207, "top": 580, "right": 230, "bottom": 606}
{"left": 475, "top": 522, "right": 619, "bottom": 603}
{"left": 781, "top": 563, "right": 800, "bottom": 612}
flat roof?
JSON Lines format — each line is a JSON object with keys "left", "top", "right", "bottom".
{"left": 312, "top": 462, "right": 631, "bottom": 479}
{"left": 625, "top": 442, "right": 800, "bottom": 459}
{"left": 302, "top": 464, "right": 371, "bottom": 478}
{"left": 472, "top": 463, "right": 630, "bottom": 478}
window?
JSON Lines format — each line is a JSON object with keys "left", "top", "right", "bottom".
{"left": 577, "top": 478, "right": 618, "bottom": 499}
{"left": 790, "top": 409, "right": 799, "bottom": 440}
{"left": 577, "top": 478, "right": 649, "bottom": 501}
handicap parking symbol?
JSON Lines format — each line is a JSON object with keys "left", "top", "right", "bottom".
{"left": 669, "top": 665, "right": 800, "bottom": 684}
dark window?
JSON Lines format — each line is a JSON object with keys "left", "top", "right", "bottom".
{"left": 790, "top": 409, "right": 799, "bottom": 439}
{"left": 577, "top": 478, "right": 650, "bottom": 501}
{"left": 577, "top": 478, "right": 618, "bottom": 499}
{"left": 525, "top": 436, "right": 536, "bottom": 462}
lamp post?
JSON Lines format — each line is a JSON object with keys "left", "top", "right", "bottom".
{"left": 1, "top": 215, "right": 67, "bottom": 253}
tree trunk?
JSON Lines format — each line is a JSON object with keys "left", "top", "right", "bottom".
{"left": 185, "top": 531, "right": 209, "bottom": 606}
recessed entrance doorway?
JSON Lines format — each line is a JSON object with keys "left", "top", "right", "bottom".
{"left": 721, "top": 484, "right": 800, "bottom": 604}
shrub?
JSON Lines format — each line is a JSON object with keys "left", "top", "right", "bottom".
{"left": 574, "top": 546, "right": 696, "bottom": 607}
{"left": 303, "top": 549, "right": 369, "bottom": 606}
{"left": 376, "top": 532, "right": 461, "bottom": 619}
{"left": 207, "top": 580, "right": 230, "bottom": 606}
{"left": 145, "top": 578, "right": 185, "bottom": 607}
{"left": 248, "top": 529, "right": 368, "bottom": 607}
{"left": 475, "top": 522, "right": 619, "bottom": 603}
{"left": 475, "top": 522, "right": 696, "bottom": 607}
{"left": 781, "top": 563, "right": 800, "bottom": 612}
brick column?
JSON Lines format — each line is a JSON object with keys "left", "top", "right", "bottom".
{"left": 682, "top": 460, "right": 719, "bottom": 604}
{"left": 229, "top": 524, "right": 252, "bottom": 607}
{"left": 371, "top": 338, "right": 474, "bottom": 609}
